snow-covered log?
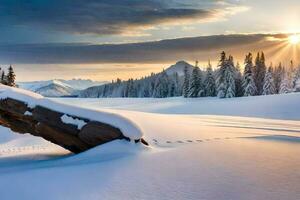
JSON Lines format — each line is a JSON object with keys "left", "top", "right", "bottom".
{"left": 0, "top": 85, "right": 146, "bottom": 153}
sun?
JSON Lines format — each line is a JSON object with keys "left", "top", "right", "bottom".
{"left": 289, "top": 34, "right": 300, "bottom": 45}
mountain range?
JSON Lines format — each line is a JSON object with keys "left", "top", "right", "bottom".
{"left": 18, "top": 79, "right": 106, "bottom": 97}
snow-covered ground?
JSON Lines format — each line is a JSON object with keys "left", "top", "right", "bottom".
{"left": 0, "top": 93, "right": 300, "bottom": 200}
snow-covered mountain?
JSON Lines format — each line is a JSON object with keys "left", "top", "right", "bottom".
{"left": 18, "top": 79, "right": 105, "bottom": 97}
{"left": 59, "top": 79, "right": 106, "bottom": 90}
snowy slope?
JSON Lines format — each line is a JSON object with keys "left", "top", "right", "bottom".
{"left": 56, "top": 92, "right": 300, "bottom": 120}
{"left": 0, "top": 91, "right": 299, "bottom": 199}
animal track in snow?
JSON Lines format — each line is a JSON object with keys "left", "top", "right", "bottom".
{"left": 151, "top": 136, "right": 240, "bottom": 147}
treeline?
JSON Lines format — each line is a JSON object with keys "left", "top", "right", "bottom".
{"left": 184, "top": 51, "right": 300, "bottom": 98}
{"left": 80, "top": 70, "right": 184, "bottom": 98}
{"left": 0, "top": 65, "right": 16, "bottom": 87}
{"left": 80, "top": 52, "right": 300, "bottom": 98}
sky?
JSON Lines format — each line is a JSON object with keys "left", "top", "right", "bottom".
{"left": 0, "top": 0, "right": 300, "bottom": 81}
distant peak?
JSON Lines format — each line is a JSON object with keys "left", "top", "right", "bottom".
{"left": 165, "top": 61, "right": 194, "bottom": 76}
{"left": 175, "top": 60, "right": 190, "bottom": 65}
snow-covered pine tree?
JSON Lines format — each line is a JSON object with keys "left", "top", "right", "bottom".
{"left": 242, "top": 53, "right": 257, "bottom": 96}
{"left": 273, "top": 63, "right": 283, "bottom": 94}
{"left": 183, "top": 65, "right": 190, "bottom": 98}
{"left": 216, "top": 52, "right": 237, "bottom": 98}
{"left": 293, "top": 65, "right": 300, "bottom": 92}
{"left": 188, "top": 66, "right": 203, "bottom": 97}
{"left": 253, "top": 52, "right": 267, "bottom": 95}
{"left": 216, "top": 51, "right": 227, "bottom": 98}
{"left": 279, "top": 69, "right": 292, "bottom": 94}
{"left": 0, "top": 68, "right": 4, "bottom": 84}
{"left": 6, "top": 65, "right": 16, "bottom": 87}
{"left": 262, "top": 66, "right": 275, "bottom": 95}
{"left": 224, "top": 55, "right": 236, "bottom": 98}
{"left": 234, "top": 62, "right": 243, "bottom": 97}
{"left": 287, "top": 60, "right": 299, "bottom": 91}
{"left": 203, "top": 61, "right": 216, "bottom": 97}
{"left": 215, "top": 52, "right": 237, "bottom": 98}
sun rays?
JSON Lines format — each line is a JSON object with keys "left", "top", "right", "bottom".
{"left": 261, "top": 34, "right": 300, "bottom": 65}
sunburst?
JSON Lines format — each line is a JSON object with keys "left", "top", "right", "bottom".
{"left": 289, "top": 34, "right": 300, "bottom": 45}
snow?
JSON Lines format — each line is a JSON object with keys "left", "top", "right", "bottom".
{"left": 61, "top": 114, "right": 87, "bottom": 129}
{"left": 24, "top": 111, "right": 32, "bottom": 116}
{"left": 0, "top": 84, "right": 43, "bottom": 108}
{"left": 0, "top": 85, "right": 143, "bottom": 140}
{"left": 0, "top": 88, "right": 300, "bottom": 199}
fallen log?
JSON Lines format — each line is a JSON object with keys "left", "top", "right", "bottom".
{"left": 0, "top": 85, "right": 146, "bottom": 153}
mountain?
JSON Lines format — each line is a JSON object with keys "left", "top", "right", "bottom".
{"left": 18, "top": 79, "right": 105, "bottom": 97}
{"left": 80, "top": 61, "right": 195, "bottom": 98}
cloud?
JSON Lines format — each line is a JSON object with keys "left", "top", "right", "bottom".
{"left": 0, "top": 33, "right": 290, "bottom": 64}
{"left": 0, "top": 0, "right": 248, "bottom": 36}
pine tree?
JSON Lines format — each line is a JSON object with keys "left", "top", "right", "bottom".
{"left": 253, "top": 52, "right": 266, "bottom": 95}
{"left": 273, "top": 63, "right": 284, "bottom": 94}
{"left": 279, "top": 70, "right": 292, "bottom": 94}
{"left": 6, "top": 65, "right": 16, "bottom": 87}
{"left": 216, "top": 51, "right": 227, "bottom": 98}
{"left": 287, "top": 60, "right": 297, "bottom": 91}
{"left": 262, "top": 66, "right": 275, "bottom": 95}
{"left": 242, "top": 53, "right": 257, "bottom": 96}
{"left": 293, "top": 65, "right": 300, "bottom": 92}
{"left": 183, "top": 65, "right": 190, "bottom": 98}
{"left": 234, "top": 62, "right": 243, "bottom": 97}
{"left": 188, "top": 66, "right": 203, "bottom": 97}
{"left": 203, "top": 62, "right": 216, "bottom": 97}
{"left": 216, "top": 52, "right": 236, "bottom": 98}
{"left": 0, "top": 70, "right": 5, "bottom": 84}
{"left": 225, "top": 55, "right": 236, "bottom": 98}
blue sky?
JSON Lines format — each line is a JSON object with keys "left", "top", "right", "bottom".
{"left": 0, "top": 0, "right": 299, "bottom": 81}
